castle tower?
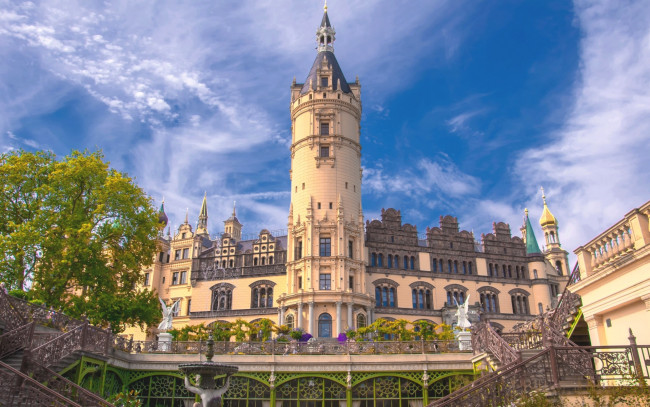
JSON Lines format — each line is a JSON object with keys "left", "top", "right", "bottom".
{"left": 196, "top": 192, "right": 209, "bottom": 236}
{"left": 280, "top": 4, "right": 371, "bottom": 337}
{"left": 539, "top": 187, "right": 569, "bottom": 276}
{"left": 223, "top": 202, "right": 242, "bottom": 241}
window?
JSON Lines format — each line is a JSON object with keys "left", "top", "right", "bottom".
{"left": 158, "top": 252, "right": 164, "bottom": 262}
{"left": 356, "top": 314, "right": 366, "bottom": 329}
{"left": 172, "top": 272, "right": 179, "bottom": 285}
{"left": 348, "top": 240, "right": 353, "bottom": 259}
{"left": 319, "top": 237, "right": 331, "bottom": 257}
{"left": 295, "top": 239, "right": 303, "bottom": 260}
{"left": 448, "top": 260, "right": 452, "bottom": 273}
{"left": 411, "top": 283, "right": 433, "bottom": 310}
{"left": 298, "top": 276, "right": 302, "bottom": 289}
{"left": 269, "top": 255, "right": 274, "bottom": 264}
{"left": 254, "top": 257, "right": 258, "bottom": 266}
{"left": 211, "top": 283, "right": 233, "bottom": 311}
{"left": 462, "top": 261, "right": 467, "bottom": 274}
{"left": 445, "top": 285, "right": 468, "bottom": 306}
{"left": 261, "top": 256, "right": 266, "bottom": 265}
{"left": 319, "top": 273, "right": 331, "bottom": 290}
{"left": 144, "top": 273, "right": 150, "bottom": 286}
{"left": 349, "top": 276, "right": 354, "bottom": 291}
{"left": 374, "top": 280, "right": 398, "bottom": 308}
{"left": 182, "top": 233, "right": 186, "bottom": 239}
{"left": 174, "top": 250, "right": 181, "bottom": 261}
{"left": 183, "top": 248, "right": 189, "bottom": 259}
{"left": 180, "top": 271, "right": 187, "bottom": 285}
{"left": 162, "top": 277, "right": 166, "bottom": 284}
{"left": 320, "top": 122, "right": 329, "bottom": 135}
{"left": 510, "top": 289, "right": 531, "bottom": 315}
{"left": 453, "top": 260, "right": 458, "bottom": 273}
{"left": 318, "top": 313, "right": 332, "bottom": 338}
{"left": 488, "top": 263, "right": 493, "bottom": 277}
{"left": 432, "top": 258, "right": 437, "bottom": 272}
{"left": 410, "top": 256, "right": 415, "bottom": 270}
{"left": 479, "top": 288, "right": 500, "bottom": 313}
{"left": 321, "top": 77, "right": 328, "bottom": 87}
{"left": 378, "top": 254, "right": 383, "bottom": 267}
{"left": 251, "top": 282, "right": 275, "bottom": 308}
{"left": 404, "top": 257, "right": 409, "bottom": 270}
{"left": 285, "top": 314, "right": 294, "bottom": 330}
{"left": 318, "top": 202, "right": 322, "bottom": 209}
{"left": 320, "top": 145, "right": 330, "bottom": 157}
{"left": 555, "top": 260, "right": 563, "bottom": 275}
{"left": 187, "top": 299, "right": 191, "bottom": 314}
{"left": 371, "top": 253, "right": 377, "bottom": 266}
{"left": 172, "top": 300, "right": 180, "bottom": 317}
{"left": 329, "top": 202, "right": 333, "bottom": 209}
{"left": 468, "top": 262, "right": 473, "bottom": 274}
{"left": 388, "top": 255, "right": 393, "bottom": 268}
{"left": 229, "top": 259, "right": 234, "bottom": 268}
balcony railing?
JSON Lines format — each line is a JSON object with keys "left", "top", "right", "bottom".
{"left": 114, "top": 339, "right": 468, "bottom": 356}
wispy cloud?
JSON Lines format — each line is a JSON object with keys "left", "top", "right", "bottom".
{"left": 510, "top": 0, "right": 650, "bottom": 255}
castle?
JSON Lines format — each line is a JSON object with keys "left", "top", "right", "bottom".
{"left": 126, "top": 6, "right": 569, "bottom": 341}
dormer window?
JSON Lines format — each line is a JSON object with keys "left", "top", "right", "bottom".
{"left": 321, "top": 77, "right": 328, "bottom": 87}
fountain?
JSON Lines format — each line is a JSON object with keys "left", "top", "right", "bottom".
{"left": 179, "top": 334, "right": 239, "bottom": 407}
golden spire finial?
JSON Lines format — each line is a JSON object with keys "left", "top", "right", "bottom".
{"left": 540, "top": 186, "right": 547, "bottom": 205}
{"left": 324, "top": 0, "right": 327, "bottom": 12}
{"left": 525, "top": 208, "right": 529, "bottom": 217}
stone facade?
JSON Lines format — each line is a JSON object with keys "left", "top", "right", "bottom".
{"left": 124, "top": 8, "right": 569, "bottom": 341}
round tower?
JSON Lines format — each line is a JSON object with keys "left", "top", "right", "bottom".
{"left": 279, "top": 5, "right": 372, "bottom": 338}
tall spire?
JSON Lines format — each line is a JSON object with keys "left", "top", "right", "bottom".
{"left": 316, "top": 2, "right": 336, "bottom": 53}
{"left": 539, "top": 186, "right": 557, "bottom": 227}
{"left": 196, "top": 192, "right": 209, "bottom": 235}
{"left": 524, "top": 209, "right": 542, "bottom": 255}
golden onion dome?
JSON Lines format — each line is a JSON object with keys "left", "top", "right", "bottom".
{"left": 539, "top": 187, "right": 557, "bottom": 227}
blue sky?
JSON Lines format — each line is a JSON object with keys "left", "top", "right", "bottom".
{"left": 1, "top": 0, "right": 650, "bottom": 260}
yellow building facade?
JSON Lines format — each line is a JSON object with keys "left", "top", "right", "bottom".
{"left": 125, "top": 8, "right": 568, "bottom": 341}
{"left": 572, "top": 200, "right": 650, "bottom": 346}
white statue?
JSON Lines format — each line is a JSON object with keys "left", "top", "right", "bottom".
{"left": 184, "top": 376, "right": 230, "bottom": 407}
{"left": 454, "top": 294, "right": 472, "bottom": 329}
{"left": 157, "top": 297, "right": 180, "bottom": 331}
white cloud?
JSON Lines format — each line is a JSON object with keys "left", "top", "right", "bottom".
{"left": 511, "top": 0, "right": 650, "bottom": 256}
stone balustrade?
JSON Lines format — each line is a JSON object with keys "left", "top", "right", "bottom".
{"left": 575, "top": 202, "right": 650, "bottom": 278}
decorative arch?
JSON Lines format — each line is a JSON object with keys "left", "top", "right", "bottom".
{"left": 249, "top": 280, "right": 277, "bottom": 288}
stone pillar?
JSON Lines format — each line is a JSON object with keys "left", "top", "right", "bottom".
{"left": 336, "top": 301, "right": 342, "bottom": 335}
{"left": 308, "top": 302, "right": 314, "bottom": 336}
{"left": 347, "top": 302, "right": 353, "bottom": 330}
{"left": 279, "top": 306, "right": 285, "bottom": 326}
{"left": 298, "top": 302, "right": 303, "bottom": 330}
{"left": 585, "top": 315, "right": 604, "bottom": 346}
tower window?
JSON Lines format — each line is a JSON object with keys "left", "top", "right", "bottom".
{"left": 302, "top": 183, "right": 305, "bottom": 190}
{"left": 318, "top": 202, "right": 321, "bottom": 209}
{"left": 348, "top": 240, "right": 353, "bottom": 259}
{"left": 320, "top": 122, "right": 329, "bottom": 135}
{"left": 320, "top": 145, "right": 330, "bottom": 157}
{"left": 323, "top": 93, "right": 326, "bottom": 98}
{"left": 321, "top": 77, "right": 328, "bottom": 87}
{"left": 320, "top": 237, "right": 331, "bottom": 257}
{"left": 329, "top": 202, "right": 333, "bottom": 209}
{"left": 345, "top": 182, "right": 348, "bottom": 189}
{"left": 319, "top": 274, "right": 331, "bottom": 290}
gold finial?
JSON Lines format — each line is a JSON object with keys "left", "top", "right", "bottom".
{"left": 525, "top": 208, "right": 529, "bottom": 217}
{"left": 324, "top": 0, "right": 327, "bottom": 12}
{"left": 540, "top": 186, "right": 547, "bottom": 204}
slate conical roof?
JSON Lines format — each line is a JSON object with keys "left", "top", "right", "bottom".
{"left": 525, "top": 210, "right": 542, "bottom": 255}
{"left": 321, "top": 10, "right": 331, "bottom": 28}
{"left": 300, "top": 51, "right": 351, "bottom": 94}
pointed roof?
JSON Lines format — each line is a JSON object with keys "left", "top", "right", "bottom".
{"left": 524, "top": 209, "right": 542, "bottom": 255}
{"left": 225, "top": 201, "right": 241, "bottom": 225}
{"left": 539, "top": 188, "right": 557, "bottom": 227}
{"left": 199, "top": 192, "right": 208, "bottom": 218}
{"left": 196, "top": 192, "right": 209, "bottom": 235}
{"left": 157, "top": 199, "right": 168, "bottom": 228}
{"left": 300, "top": 51, "right": 351, "bottom": 94}
{"left": 320, "top": 10, "right": 331, "bottom": 28}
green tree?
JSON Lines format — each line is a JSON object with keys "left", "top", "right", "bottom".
{"left": 0, "top": 150, "right": 161, "bottom": 333}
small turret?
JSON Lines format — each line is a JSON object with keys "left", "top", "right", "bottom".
{"left": 223, "top": 201, "right": 242, "bottom": 241}
{"left": 196, "top": 192, "right": 209, "bottom": 236}
{"left": 157, "top": 198, "right": 169, "bottom": 231}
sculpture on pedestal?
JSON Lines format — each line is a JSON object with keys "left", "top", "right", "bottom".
{"left": 158, "top": 297, "right": 180, "bottom": 331}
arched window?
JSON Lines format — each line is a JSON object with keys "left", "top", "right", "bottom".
{"left": 410, "top": 256, "right": 415, "bottom": 270}
{"left": 318, "top": 313, "right": 332, "bottom": 338}
{"left": 445, "top": 284, "right": 468, "bottom": 307}
{"left": 448, "top": 260, "right": 452, "bottom": 273}
{"left": 373, "top": 279, "right": 399, "bottom": 308}
{"left": 508, "top": 265, "right": 512, "bottom": 278}
{"left": 371, "top": 253, "right": 377, "bottom": 267}
{"left": 453, "top": 260, "right": 458, "bottom": 273}
{"left": 261, "top": 256, "right": 266, "bottom": 266}
{"left": 488, "top": 263, "right": 493, "bottom": 277}
{"left": 479, "top": 287, "right": 500, "bottom": 313}
{"left": 439, "top": 259, "right": 443, "bottom": 272}
{"left": 229, "top": 259, "right": 234, "bottom": 268}
{"left": 538, "top": 303, "right": 544, "bottom": 315}
{"left": 432, "top": 258, "right": 437, "bottom": 272}
{"left": 462, "top": 261, "right": 467, "bottom": 274}
{"left": 211, "top": 283, "right": 234, "bottom": 311}
{"left": 404, "top": 257, "right": 409, "bottom": 270}
{"left": 502, "top": 265, "right": 507, "bottom": 278}
{"left": 285, "top": 314, "right": 294, "bottom": 330}
{"left": 387, "top": 255, "right": 393, "bottom": 268}
{"left": 378, "top": 254, "right": 384, "bottom": 267}
{"left": 555, "top": 260, "right": 563, "bottom": 276}
{"left": 253, "top": 257, "right": 258, "bottom": 266}
{"left": 468, "top": 262, "right": 473, "bottom": 275}
{"left": 533, "top": 269, "right": 538, "bottom": 279}
{"left": 509, "top": 289, "right": 531, "bottom": 315}
{"left": 356, "top": 314, "right": 366, "bottom": 329}
{"left": 250, "top": 281, "right": 276, "bottom": 309}
{"left": 269, "top": 255, "right": 274, "bottom": 265}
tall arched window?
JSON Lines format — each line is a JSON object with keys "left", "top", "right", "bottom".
{"left": 509, "top": 289, "right": 531, "bottom": 315}
{"left": 269, "top": 255, "right": 274, "bottom": 265}
{"left": 318, "top": 313, "right": 332, "bottom": 338}
{"left": 373, "top": 279, "right": 399, "bottom": 308}
{"left": 453, "top": 260, "right": 458, "bottom": 273}
{"left": 468, "top": 261, "right": 473, "bottom": 274}
{"left": 445, "top": 284, "right": 468, "bottom": 307}
{"left": 211, "top": 283, "right": 234, "bottom": 311}
{"left": 404, "top": 257, "right": 409, "bottom": 270}
{"left": 285, "top": 314, "right": 294, "bottom": 330}
{"left": 432, "top": 258, "right": 437, "bottom": 272}
{"left": 462, "top": 261, "right": 467, "bottom": 274}
{"left": 371, "top": 253, "right": 377, "bottom": 267}
{"left": 356, "top": 314, "right": 366, "bottom": 329}
{"left": 555, "top": 260, "right": 563, "bottom": 275}
{"left": 410, "top": 256, "right": 415, "bottom": 270}
{"left": 411, "top": 282, "right": 434, "bottom": 310}
{"left": 250, "top": 281, "right": 276, "bottom": 309}
{"left": 387, "top": 255, "right": 393, "bottom": 268}
{"left": 378, "top": 254, "right": 384, "bottom": 267}
{"left": 488, "top": 263, "right": 493, "bottom": 277}
{"left": 479, "top": 287, "right": 500, "bottom": 313}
